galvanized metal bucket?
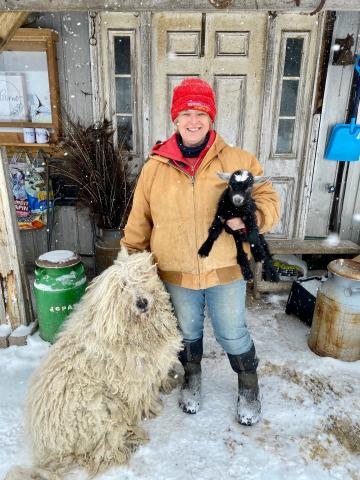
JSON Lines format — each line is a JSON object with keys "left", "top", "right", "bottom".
{"left": 308, "top": 259, "right": 360, "bottom": 361}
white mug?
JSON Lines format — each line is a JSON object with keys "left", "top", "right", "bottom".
{"left": 35, "top": 128, "right": 50, "bottom": 144}
{"left": 23, "top": 128, "right": 36, "bottom": 144}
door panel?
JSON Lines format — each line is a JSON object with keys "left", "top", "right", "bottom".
{"left": 151, "top": 12, "right": 268, "bottom": 155}
{"left": 259, "top": 14, "right": 322, "bottom": 238}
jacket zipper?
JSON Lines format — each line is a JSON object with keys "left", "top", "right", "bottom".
{"left": 169, "top": 161, "right": 202, "bottom": 287}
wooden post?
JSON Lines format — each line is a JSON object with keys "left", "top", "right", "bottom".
{"left": 0, "top": 147, "right": 34, "bottom": 341}
{"left": 0, "top": 12, "right": 28, "bottom": 51}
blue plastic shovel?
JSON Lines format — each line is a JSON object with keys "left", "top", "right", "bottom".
{"left": 324, "top": 55, "right": 360, "bottom": 161}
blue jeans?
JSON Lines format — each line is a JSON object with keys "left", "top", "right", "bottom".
{"left": 164, "top": 280, "right": 253, "bottom": 355}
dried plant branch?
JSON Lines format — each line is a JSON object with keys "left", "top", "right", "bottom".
{"left": 51, "top": 113, "right": 137, "bottom": 230}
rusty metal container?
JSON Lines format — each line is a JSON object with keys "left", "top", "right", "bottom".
{"left": 308, "top": 259, "right": 360, "bottom": 361}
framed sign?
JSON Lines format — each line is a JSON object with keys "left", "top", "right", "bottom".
{"left": 0, "top": 29, "right": 60, "bottom": 148}
{"left": 0, "top": 73, "right": 28, "bottom": 121}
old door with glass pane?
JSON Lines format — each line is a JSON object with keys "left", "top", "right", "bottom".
{"left": 259, "top": 14, "right": 321, "bottom": 238}
{"left": 99, "top": 13, "right": 141, "bottom": 160}
{"left": 151, "top": 12, "right": 268, "bottom": 156}
{"left": 151, "top": 12, "right": 322, "bottom": 238}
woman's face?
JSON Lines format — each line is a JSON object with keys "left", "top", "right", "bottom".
{"left": 176, "top": 110, "right": 212, "bottom": 147}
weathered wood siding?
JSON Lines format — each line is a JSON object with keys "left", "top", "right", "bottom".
{"left": 35, "top": 11, "right": 93, "bottom": 124}
{"left": 0, "top": 148, "right": 34, "bottom": 329}
{"left": 19, "top": 12, "right": 94, "bottom": 267}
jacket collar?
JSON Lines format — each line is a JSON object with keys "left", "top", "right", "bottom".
{"left": 150, "top": 132, "right": 227, "bottom": 173}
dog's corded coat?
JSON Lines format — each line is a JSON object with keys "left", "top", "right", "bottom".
{"left": 6, "top": 249, "right": 182, "bottom": 480}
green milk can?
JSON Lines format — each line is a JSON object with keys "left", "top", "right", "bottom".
{"left": 34, "top": 250, "right": 87, "bottom": 343}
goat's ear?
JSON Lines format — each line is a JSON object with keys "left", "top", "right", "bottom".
{"left": 253, "top": 176, "right": 272, "bottom": 184}
{"left": 217, "top": 172, "right": 232, "bottom": 182}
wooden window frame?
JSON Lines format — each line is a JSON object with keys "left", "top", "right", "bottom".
{"left": 0, "top": 28, "right": 60, "bottom": 150}
{"left": 108, "top": 29, "right": 137, "bottom": 153}
{"left": 271, "top": 31, "right": 310, "bottom": 160}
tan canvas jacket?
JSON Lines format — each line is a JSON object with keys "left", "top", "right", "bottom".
{"left": 121, "top": 134, "right": 281, "bottom": 289}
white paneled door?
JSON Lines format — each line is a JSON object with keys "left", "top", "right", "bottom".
{"left": 99, "top": 11, "right": 323, "bottom": 238}
{"left": 151, "top": 12, "right": 267, "bottom": 156}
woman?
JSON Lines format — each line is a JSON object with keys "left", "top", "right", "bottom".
{"left": 121, "top": 78, "right": 280, "bottom": 425}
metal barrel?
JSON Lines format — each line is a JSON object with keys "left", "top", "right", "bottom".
{"left": 34, "top": 250, "right": 87, "bottom": 343}
{"left": 308, "top": 259, "right": 360, "bottom": 361}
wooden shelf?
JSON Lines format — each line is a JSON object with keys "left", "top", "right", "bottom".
{"left": 1, "top": 142, "right": 58, "bottom": 149}
{"left": 252, "top": 239, "right": 360, "bottom": 298}
{"left": 0, "top": 122, "right": 53, "bottom": 128}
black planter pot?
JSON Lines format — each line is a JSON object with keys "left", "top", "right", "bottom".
{"left": 95, "top": 228, "right": 123, "bottom": 275}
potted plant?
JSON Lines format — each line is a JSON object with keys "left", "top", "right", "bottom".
{"left": 51, "top": 114, "right": 137, "bottom": 273}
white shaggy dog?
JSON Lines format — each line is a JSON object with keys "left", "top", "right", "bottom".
{"left": 6, "top": 249, "right": 182, "bottom": 480}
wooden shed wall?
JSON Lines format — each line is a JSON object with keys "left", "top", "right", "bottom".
{"left": 20, "top": 12, "right": 94, "bottom": 270}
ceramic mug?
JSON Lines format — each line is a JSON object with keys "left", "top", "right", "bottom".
{"left": 23, "top": 128, "right": 36, "bottom": 144}
{"left": 35, "top": 128, "right": 50, "bottom": 144}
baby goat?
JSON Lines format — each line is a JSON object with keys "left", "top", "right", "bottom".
{"left": 198, "top": 170, "right": 279, "bottom": 282}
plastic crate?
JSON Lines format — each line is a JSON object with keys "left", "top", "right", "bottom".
{"left": 285, "top": 277, "right": 324, "bottom": 326}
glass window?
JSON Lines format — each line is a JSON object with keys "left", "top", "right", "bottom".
{"left": 283, "top": 38, "right": 303, "bottom": 77}
{"left": 279, "top": 80, "right": 299, "bottom": 117}
{"left": 275, "top": 36, "right": 304, "bottom": 155}
{"left": 276, "top": 119, "right": 295, "bottom": 154}
{"left": 115, "top": 77, "right": 132, "bottom": 113}
{"left": 0, "top": 51, "right": 52, "bottom": 123}
{"left": 114, "top": 36, "right": 131, "bottom": 75}
{"left": 117, "top": 115, "right": 133, "bottom": 151}
{"left": 113, "top": 35, "right": 134, "bottom": 151}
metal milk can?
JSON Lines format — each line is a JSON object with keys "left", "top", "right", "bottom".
{"left": 308, "top": 259, "right": 360, "bottom": 361}
{"left": 34, "top": 250, "right": 87, "bottom": 343}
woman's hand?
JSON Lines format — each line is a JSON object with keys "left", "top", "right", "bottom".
{"left": 226, "top": 218, "right": 246, "bottom": 230}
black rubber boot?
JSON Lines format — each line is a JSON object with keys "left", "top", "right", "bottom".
{"left": 178, "top": 337, "right": 203, "bottom": 414}
{"left": 228, "top": 344, "right": 261, "bottom": 426}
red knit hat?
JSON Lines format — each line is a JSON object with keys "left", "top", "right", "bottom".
{"left": 171, "top": 78, "right": 216, "bottom": 122}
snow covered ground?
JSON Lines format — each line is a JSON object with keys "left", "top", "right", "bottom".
{"left": 0, "top": 292, "right": 359, "bottom": 480}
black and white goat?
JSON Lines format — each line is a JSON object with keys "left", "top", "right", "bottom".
{"left": 198, "top": 170, "right": 279, "bottom": 282}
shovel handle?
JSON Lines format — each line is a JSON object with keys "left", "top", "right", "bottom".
{"left": 353, "top": 55, "right": 360, "bottom": 119}
{"left": 355, "top": 55, "right": 360, "bottom": 75}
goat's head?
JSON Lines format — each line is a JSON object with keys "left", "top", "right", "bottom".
{"left": 217, "top": 170, "right": 271, "bottom": 207}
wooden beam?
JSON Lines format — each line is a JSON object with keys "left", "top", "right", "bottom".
{"left": 0, "top": 147, "right": 34, "bottom": 330}
{"left": 0, "top": 0, "right": 358, "bottom": 12}
{"left": 0, "top": 11, "right": 28, "bottom": 51}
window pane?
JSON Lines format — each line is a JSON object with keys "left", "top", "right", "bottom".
{"left": 279, "top": 80, "right": 299, "bottom": 116}
{"left": 284, "top": 38, "right": 303, "bottom": 77}
{"left": 0, "top": 51, "right": 52, "bottom": 122}
{"left": 276, "top": 119, "right": 295, "bottom": 154}
{"left": 114, "top": 36, "right": 131, "bottom": 75}
{"left": 115, "top": 77, "right": 132, "bottom": 114}
{"left": 117, "top": 115, "right": 133, "bottom": 151}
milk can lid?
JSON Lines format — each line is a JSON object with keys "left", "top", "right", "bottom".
{"left": 328, "top": 259, "right": 360, "bottom": 280}
{"left": 35, "top": 250, "right": 80, "bottom": 268}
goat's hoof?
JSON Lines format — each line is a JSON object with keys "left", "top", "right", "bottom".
{"left": 243, "top": 272, "right": 253, "bottom": 281}
{"left": 198, "top": 247, "right": 209, "bottom": 257}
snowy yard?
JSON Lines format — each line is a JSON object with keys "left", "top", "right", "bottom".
{"left": 0, "top": 292, "right": 359, "bottom": 480}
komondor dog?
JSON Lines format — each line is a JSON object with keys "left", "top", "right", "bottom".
{"left": 6, "top": 249, "right": 182, "bottom": 480}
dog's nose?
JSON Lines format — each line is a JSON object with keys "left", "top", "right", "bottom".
{"left": 136, "top": 298, "right": 149, "bottom": 312}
